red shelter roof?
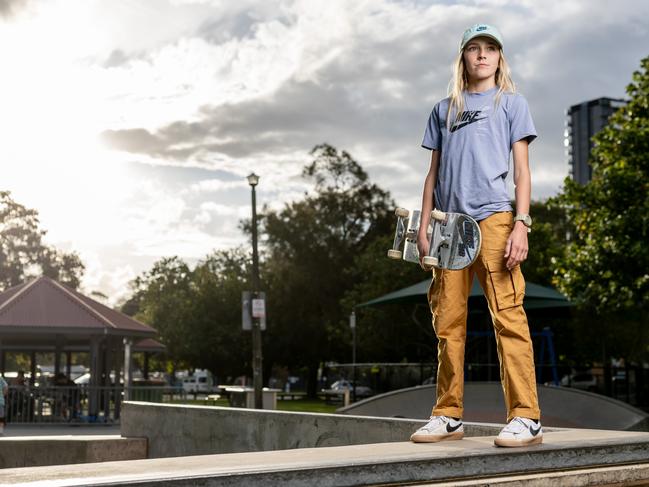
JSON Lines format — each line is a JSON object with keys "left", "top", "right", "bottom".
{"left": 134, "top": 338, "right": 166, "bottom": 352}
{"left": 0, "top": 276, "right": 155, "bottom": 338}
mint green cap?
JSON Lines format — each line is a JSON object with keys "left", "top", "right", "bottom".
{"left": 459, "top": 24, "right": 503, "bottom": 53}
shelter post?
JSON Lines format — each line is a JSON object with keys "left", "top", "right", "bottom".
{"left": 124, "top": 338, "right": 133, "bottom": 401}
{"left": 89, "top": 336, "right": 101, "bottom": 417}
{"left": 54, "top": 335, "right": 63, "bottom": 377}
{"left": 29, "top": 351, "right": 36, "bottom": 386}
{"left": 66, "top": 351, "right": 72, "bottom": 377}
{"left": 143, "top": 352, "right": 150, "bottom": 380}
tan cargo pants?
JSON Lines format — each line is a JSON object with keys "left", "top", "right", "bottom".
{"left": 428, "top": 211, "right": 541, "bottom": 422}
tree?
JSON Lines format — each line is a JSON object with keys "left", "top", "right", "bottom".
{"left": 259, "top": 144, "right": 395, "bottom": 396}
{"left": 551, "top": 55, "right": 649, "bottom": 361}
{"left": 125, "top": 251, "right": 253, "bottom": 381}
{"left": 129, "top": 257, "right": 195, "bottom": 366}
{"left": 0, "top": 191, "right": 84, "bottom": 289}
{"left": 521, "top": 200, "right": 569, "bottom": 287}
{"left": 341, "top": 234, "right": 435, "bottom": 364}
{"left": 185, "top": 249, "right": 252, "bottom": 381}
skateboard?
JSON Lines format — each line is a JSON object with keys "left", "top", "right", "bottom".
{"left": 387, "top": 208, "right": 481, "bottom": 270}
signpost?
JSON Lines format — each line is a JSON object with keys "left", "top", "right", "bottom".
{"left": 242, "top": 292, "right": 266, "bottom": 331}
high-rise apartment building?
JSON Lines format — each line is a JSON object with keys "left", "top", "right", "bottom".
{"left": 564, "top": 97, "right": 626, "bottom": 184}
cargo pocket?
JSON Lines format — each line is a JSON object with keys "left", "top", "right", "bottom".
{"left": 486, "top": 259, "right": 525, "bottom": 311}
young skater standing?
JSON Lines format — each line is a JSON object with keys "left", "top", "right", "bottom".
{"left": 409, "top": 24, "right": 542, "bottom": 447}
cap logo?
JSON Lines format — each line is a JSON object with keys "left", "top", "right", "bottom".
{"left": 476, "top": 25, "right": 487, "bottom": 31}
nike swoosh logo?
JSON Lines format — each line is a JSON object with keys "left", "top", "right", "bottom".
{"left": 529, "top": 425, "right": 542, "bottom": 436}
{"left": 449, "top": 117, "right": 486, "bottom": 132}
{"left": 446, "top": 422, "right": 462, "bottom": 433}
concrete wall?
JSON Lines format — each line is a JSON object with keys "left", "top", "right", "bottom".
{"left": 0, "top": 436, "right": 147, "bottom": 468}
{"left": 120, "top": 401, "right": 508, "bottom": 458}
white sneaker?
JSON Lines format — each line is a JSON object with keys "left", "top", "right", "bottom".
{"left": 494, "top": 417, "right": 543, "bottom": 447}
{"left": 410, "top": 415, "right": 464, "bottom": 443}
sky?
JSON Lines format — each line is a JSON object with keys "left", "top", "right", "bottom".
{"left": 1, "top": 0, "right": 647, "bottom": 304}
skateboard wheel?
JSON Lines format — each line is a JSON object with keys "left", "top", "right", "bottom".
{"left": 387, "top": 249, "right": 402, "bottom": 259}
{"left": 422, "top": 256, "right": 438, "bottom": 267}
{"left": 430, "top": 209, "right": 446, "bottom": 221}
{"left": 394, "top": 208, "right": 409, "bottom": 218}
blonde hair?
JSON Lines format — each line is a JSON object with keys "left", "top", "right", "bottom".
{"left": 446, "top": 49, "right": 516, "bottom": 128}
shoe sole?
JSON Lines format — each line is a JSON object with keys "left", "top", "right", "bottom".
{"left": 410, "top": 431, "right": 464, "bottom": 443}
{"left": 494, "top": 435, "right": 543, "bottom": 447}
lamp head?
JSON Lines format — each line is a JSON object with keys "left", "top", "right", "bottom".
{"left": 247, "top": 173, "right": 260, "bottom": 187}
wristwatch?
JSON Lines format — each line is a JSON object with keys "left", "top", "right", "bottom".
{"left": 513, "top": 214, "right": 532, "bottom": 232}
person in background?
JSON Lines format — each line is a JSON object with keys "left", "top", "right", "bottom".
{"left": 0, "top": 374, "right": 8, "bottom": 435}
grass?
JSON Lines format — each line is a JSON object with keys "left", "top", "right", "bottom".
{"left": 276, "top": 399, "right": 339, "bottom": 414}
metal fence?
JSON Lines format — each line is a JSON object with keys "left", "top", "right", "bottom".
{"left": 4, "top": 385, "right": 187, "bottom": 424}
{"left": 327, "top": 362, "right": 649, "bottom": 412}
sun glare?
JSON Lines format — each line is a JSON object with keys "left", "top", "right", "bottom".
{"left": 0, "top": 1, "right": 134, "bottom": 244}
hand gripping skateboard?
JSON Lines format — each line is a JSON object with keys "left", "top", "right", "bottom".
{"left": 387, "top": 208, "right": 481, "bottom": 270}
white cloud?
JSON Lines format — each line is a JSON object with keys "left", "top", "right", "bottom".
{"left": 189, "top": 180, "right": 248, "bottom": 193}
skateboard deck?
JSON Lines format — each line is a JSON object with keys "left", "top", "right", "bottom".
{"left": 387, "top": 208, "right": 481, "bottom": 270}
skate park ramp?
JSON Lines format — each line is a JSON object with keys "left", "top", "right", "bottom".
{"left": 337, "top": 382, "right": 649, "bottom": 431}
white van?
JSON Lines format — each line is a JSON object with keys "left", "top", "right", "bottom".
{"left": 181, "top": 369, "right": 213, "bottom": 393}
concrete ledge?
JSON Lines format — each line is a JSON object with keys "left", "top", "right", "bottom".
{"left": 2, "top": 428, "right": 649, "bottom": 486}
{"left": 0, "top": 435, "right": 147, "bottom": 468}
{"left": 120, "top": 401, "right": 564, "bottom": 458}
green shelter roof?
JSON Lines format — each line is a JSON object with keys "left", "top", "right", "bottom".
{"left": 357, "top": 278, "right": 572, "bottom": 311}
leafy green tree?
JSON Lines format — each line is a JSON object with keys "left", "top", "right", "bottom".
{"left": 341, "top": 235, "right": 435, "bottom": 363}
{"left": 522, "top": 200, "right": 569, "bottom": 287}
{"left": 125, "top": 251, "right": 253, "bottom": 382}
{"left": 185, "top": 249, "right": 252, "bottom": 381}
{"left": 129, "top": 257, "right": 195, "bottom": 365}
{"left": 551, "top": 55, "right": 649, "bottom": 361}
{"left": 259, "top": 144, "right": 395, "bottom": 396}
{"left": 0, "top": 191, "right": 84, "bottom": 289}
{"left": 552, "top": 57, "right": 648, "bottom": 313}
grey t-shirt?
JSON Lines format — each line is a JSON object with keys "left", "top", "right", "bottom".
{"left": 421, "top": 86, "right": 537, "bottom": 221}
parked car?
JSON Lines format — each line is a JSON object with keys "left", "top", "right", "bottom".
{"left": 327, "top": 380, "right": 373, "bottom": 398}
{"left": 560, "top": 372, "right": 598, "bottom": 392}
{"left": 421, "top": 376, "right": 436, "bottom": 385}
{"left": 181, "top": 369, "right": 214, "bottom": 393}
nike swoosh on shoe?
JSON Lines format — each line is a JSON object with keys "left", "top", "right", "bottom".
{"left": 446, "top": 422, "right": 462, "bottom": 433}
{"left": 529, "top": 425, "right": 542, "bottom": 436}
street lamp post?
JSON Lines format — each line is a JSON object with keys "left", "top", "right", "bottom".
{"left": 247, "top": 172, "right": 263, "bottom": 409}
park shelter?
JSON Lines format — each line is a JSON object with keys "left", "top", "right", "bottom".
{"left": 0, "top": 275, "right": 157, "bottom": 416}
{"left": 133, "top": 338, "right": 167, "bottom": 381}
